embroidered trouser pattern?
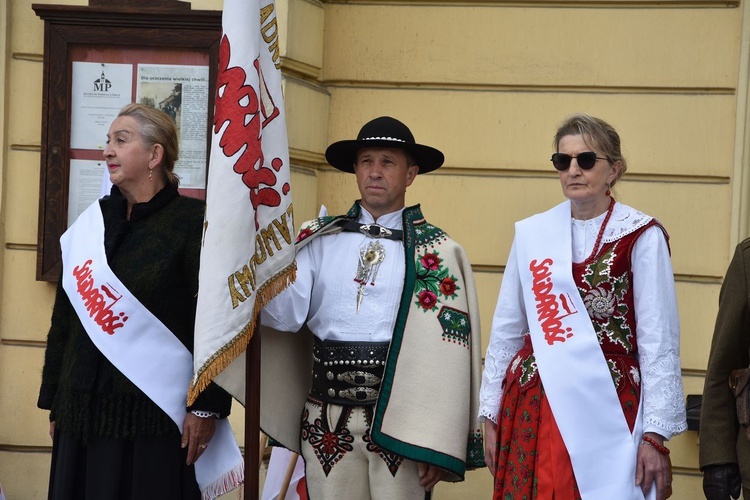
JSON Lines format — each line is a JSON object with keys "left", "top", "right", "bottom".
{"left": 300, "top": 397, "right": 424, "bottom": 500}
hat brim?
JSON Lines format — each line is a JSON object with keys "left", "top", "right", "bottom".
{"left": 325, "top": 139, "right": 445, "bottom": 174}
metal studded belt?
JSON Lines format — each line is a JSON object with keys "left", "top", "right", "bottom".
{"left": 310, "top": 338, "right": 389, "bottom": 406}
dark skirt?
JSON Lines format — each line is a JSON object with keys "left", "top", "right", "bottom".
{"left": 48, "top": 429, "right": 201, "bottom": 500}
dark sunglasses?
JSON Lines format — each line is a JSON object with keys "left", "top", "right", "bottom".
{"left": 550, "top": 152, "right": 608, "bottom": 171}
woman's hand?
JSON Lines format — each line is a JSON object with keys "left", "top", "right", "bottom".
{"left": 484, "top": 419, "right": 498, "bottom": 472}
{"left": 181, "top": 412, "right": 216, "bottom": 465}
{"left": 636, "top": 432, "right": 673, "bottom": 500}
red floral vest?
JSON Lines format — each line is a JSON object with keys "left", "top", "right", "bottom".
{"left": 507, "top": 219, "right": 662, "bottom": 431}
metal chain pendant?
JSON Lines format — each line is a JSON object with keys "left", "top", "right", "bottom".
{"left": 354, "top": 240, "right": 385, "bottom": 312}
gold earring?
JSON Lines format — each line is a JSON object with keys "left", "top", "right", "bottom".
{"left": 149, "top": 169, "right": 153, "bottom": 181}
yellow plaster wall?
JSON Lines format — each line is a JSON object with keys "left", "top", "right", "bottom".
{"left": 327, "top": 88, "right": 737, "bottom": 179}
{"left": 318, "top": 2, "right": 742, "bottom": 498}
{"left": 0, "top": 0, "right": 745, "bottom": 499}
{"left": 323, "top": 5, "right": 739, "bottom": 90}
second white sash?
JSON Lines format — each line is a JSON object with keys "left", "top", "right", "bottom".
{"left": 515, "top": 200, "right": 647, "bottom": 499}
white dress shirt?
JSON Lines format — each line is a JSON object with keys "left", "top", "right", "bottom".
{"left": 261, "top": 206, "right": 406, "bottom": 343}
{"left": 478, "top": 203, "right": 687, "bottom": 439}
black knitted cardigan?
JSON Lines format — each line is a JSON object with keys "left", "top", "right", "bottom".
{"left": 37, "top": 184, "right": 231, "bottom": 441}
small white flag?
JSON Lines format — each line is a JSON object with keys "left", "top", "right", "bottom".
{"left": 261, "top": 448, "right": 307, "bottom": 500}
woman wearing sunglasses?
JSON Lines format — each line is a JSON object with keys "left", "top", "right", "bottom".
{"left": 479, "top": 113, "right": 687, "bottom": 500}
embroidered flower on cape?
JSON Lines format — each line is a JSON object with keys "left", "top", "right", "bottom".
{"left": 421, "top": 252, "right": 440, "bottom": 271}
{"left": 296, "top": 215, "right": 339, "bottom": 244}
{"left": 413, "top": 250, "right": 460, "bottom": 311}
{"left": 439, "top": 276, "right": 457, "bottom": 296}
{"left": 296, "top": 227, "right": 313, "bottom": 243}
{"left": 418, "top": 290, "right": 437, "bottom": 310}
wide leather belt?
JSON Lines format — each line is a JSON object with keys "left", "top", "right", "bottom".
{"left": 310, "top": 338, "right": 389, "bottom": 406}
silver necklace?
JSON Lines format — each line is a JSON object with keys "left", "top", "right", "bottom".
{"left": 353, "top": 240, "right": 385, "bottom": 313}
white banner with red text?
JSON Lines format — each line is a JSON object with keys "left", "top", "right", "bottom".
{"left": 188, "top": 0, "right": 295, "bottom": 407}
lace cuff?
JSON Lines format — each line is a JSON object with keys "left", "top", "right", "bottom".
{"left": 640, "top": 349, "right": 687, "bottom": 440}
{"left": 479, "top": 342, "right": 522, "bottom": 424}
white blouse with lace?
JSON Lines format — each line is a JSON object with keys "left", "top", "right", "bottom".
{"left": 477, "top": 202, "right": 688, "bottom": 440}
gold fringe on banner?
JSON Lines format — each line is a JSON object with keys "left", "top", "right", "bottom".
{"left": 187, "top": 262, "right": 297, "bottom": 406}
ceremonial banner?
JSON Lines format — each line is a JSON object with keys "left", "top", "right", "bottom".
{"left": 188, "top": 0, "right": 295, "bottom": 406}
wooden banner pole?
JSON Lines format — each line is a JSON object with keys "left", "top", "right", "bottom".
{"left": 244, "top": 320, "right": 262, "bottom": 499}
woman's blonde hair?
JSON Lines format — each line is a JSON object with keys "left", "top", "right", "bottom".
{"left": 553, "top": 113, "right": 628, "bottom": 187}
{"left": 117, "top": 103, "right": 180, "bottom": 186}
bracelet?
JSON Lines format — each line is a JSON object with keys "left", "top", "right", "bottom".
{"left": 640, "top": 435, "right": 670, "bottom": 455}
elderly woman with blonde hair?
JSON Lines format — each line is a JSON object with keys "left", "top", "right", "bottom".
{"left": 479, "top": 113, "right": 687, "bottom": 500}
{"left": 38, "top": 104, "right": 233, "bottom": 499}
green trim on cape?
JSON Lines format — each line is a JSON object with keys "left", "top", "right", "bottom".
{"left": 370, "top": 204, "right": 470, "bottom": 479}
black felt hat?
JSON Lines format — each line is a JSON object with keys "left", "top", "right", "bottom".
{"left": 325, "top": 116, "right": 445, "bottom": 174}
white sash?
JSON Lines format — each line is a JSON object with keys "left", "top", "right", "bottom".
{"left": 515, "top": 201, "right": 650, "bottom": 500}
{"left": 60, "top": 201, "right": 243, "bottom": 500}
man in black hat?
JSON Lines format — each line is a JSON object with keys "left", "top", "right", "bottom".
{"left": 260, "top": 116, "right": 483, "bottom": 499}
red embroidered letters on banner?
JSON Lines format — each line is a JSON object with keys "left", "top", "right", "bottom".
{"left": 214, "top": 34, "right": 290, "bottom": 228}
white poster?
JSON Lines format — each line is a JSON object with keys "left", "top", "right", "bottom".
{"left": 137, "top": 64, "right": 209, "bottom": 189}
{"left": 71, "top": 62, "right": 133, "bottom": 150}
{"left": 67, "top": 159, "right": 108, "bottom": 227}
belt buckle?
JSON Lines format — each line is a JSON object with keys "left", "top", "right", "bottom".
{"left": 332, "top": 370, "right": 381, "bottom": 386}
{"left": 330, "top": 387, "right": 379, "bottom": 403}
{"left": 359, "top": 224, "right": 391, "bottom": 239}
